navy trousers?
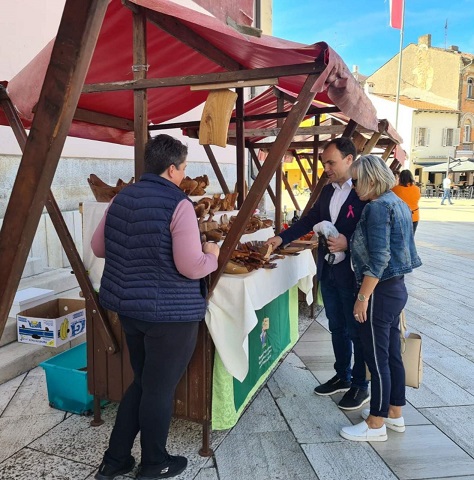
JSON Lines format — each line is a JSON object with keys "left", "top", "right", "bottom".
{"left": 103, "top": 316, "right": 199, "bottom": 468}
{"left": 358, "top": 276, "right": 407, "bottom": 417}
{"left": 320, "top": 271, "right": 368, "bottom": 390}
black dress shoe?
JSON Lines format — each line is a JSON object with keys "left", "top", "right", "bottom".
{"left": 138, "top": 455, "right": 188, "bottom": 479}
{"left": 94, "top": 456, "right": 135, "bottom": 480}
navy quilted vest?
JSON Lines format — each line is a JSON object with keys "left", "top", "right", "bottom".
{"left": 99, "top": 173, "right": 207, "bottom": 322}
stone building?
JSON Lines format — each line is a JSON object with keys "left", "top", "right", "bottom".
{"left": 367, "top": 34, "right": 474, "bottom": 160}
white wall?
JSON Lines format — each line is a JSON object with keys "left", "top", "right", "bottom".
{"left": 366, "top": 93, "right": 414, "bottom": 169}
{"left": 410, "top": 111, "right": 459, "bottom": 164}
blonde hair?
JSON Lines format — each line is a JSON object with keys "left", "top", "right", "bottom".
{"left": 350, "top": 155, "right": 396, "bottom": 198}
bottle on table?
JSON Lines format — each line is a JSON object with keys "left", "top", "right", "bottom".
{"left": 290, "top": 210, "right": 300, "bottom": 225}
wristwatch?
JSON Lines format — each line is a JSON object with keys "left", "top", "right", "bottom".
{"left": 357, "top": 293, "right": 368, "bottom": 302}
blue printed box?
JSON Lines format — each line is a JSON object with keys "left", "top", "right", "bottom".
{"left": 17, "top": 298, "right": 86, "bottom": 347}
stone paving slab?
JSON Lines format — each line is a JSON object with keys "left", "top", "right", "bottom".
{"left": 0, "top": 373, "right": 24, "bottom": 415}
{"left": 371, "top": 425, "right": 474, "bottom": 479}
{"left": 420, "top": 405, "right": 474, "bottom": 458}
{"left": 0, "top": 447, "right": 95, "bottom": 480}
{"left": 302, "top": 442, "right": 397, "bottom": 480}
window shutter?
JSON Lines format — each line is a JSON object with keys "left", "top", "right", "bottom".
{"left": 426, "top": 128, "right": 430, "bottom": 147}
{"left": 442, "top": 128, "right": 447, "bottom": 146}
{"left": 454, "top": 128, "right": 460, "bottom": 146}
{"left": 414, "top": 127, "right": 420, "bottom": 147}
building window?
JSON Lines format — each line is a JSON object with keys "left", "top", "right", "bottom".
{"left": 442, "top": 127, "right": 460, "bottom": 146}
{"left": 468, "top": 78, "right": 474, "bottom": 99}
{"left": 465, "top": 123, "right": 472, "bottom": 143}
{"left": 415, "top": 127, "right": 430, "bottom": 146}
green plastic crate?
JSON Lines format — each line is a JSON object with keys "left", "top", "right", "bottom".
{"left": 40, "top": 342, "right": 94, "bottom": 415}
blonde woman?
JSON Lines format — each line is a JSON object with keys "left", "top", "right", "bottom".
{"left": 340, "top": 155, "right": 421, "bottom": 442}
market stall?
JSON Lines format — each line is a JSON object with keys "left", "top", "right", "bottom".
{"left": 0, "top": 0, "right": 402, "bottom": 456}
{"left": 82, "top": 200, "right": 315, "bottom": 432}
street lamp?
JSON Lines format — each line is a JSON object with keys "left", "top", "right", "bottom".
{"left": 446, "top": 156, "right": 462, "bottom": 177}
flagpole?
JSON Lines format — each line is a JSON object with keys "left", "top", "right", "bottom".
{"left": 394, "top": 0, "right": 405, "bottom": 130}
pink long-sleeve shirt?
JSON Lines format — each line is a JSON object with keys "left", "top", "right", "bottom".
{"left": 91, "top": 199, "right": 217, "bottom": 280}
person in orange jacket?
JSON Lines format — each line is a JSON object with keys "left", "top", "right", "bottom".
{"left": 392, "top": 170, "right": 421, "bottom": 234}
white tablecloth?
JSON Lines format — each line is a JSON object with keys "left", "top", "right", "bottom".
{"left": 205, "top": 249, "right": 316, "bottom": 382}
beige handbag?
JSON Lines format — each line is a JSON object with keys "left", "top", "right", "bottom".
{"left": 399, "top": 310, "right": 423, "bottom": 388}
{"left": 365, "top": 310, "right": 423, "bottom": 388}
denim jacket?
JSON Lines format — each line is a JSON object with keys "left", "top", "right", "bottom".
{"left": 350, "top": 191, "right": 422, "bottom": 285}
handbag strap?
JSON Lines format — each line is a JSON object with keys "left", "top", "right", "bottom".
{"left": 400, "top": 310, "right": 407, "bottom": 353}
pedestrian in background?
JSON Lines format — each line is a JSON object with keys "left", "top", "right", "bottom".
{"left": 91, "top": 134, "right": 220, "bottom": 480}
{"left": 392, "top": 170, "right": 421, "bottom": 234}
{"left": 441, "top": 175, "right": 454, "bottom": 205}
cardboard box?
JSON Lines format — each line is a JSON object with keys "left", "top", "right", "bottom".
{"left": 17, "top": 298, "right": 86, "bottom": 347}
{"left": 9, "top": 288, "right": 55, "bottom": 317}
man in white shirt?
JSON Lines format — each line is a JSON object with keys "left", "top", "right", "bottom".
{"left": 441, "top": 176, "right": 454, "bottom": 205}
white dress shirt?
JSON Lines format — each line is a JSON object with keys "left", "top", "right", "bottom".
{"left": 329, "top": 179, "right": 353, "bottom": 224}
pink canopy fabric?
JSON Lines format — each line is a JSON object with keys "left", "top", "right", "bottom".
{"left": 1, "top": 0, "right": 379, "bottom": 145}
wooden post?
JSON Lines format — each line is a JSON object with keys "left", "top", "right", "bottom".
{"left": 133, "top": 7, "right": 148, "bottom": 179}
{"left": 209, "top": 73, "right": 320, "bottom": 294}
{"left": 0, "top": 0, "right": 109, "bottom": 336}
{"left": 235, "top": 88, "right": 246, "bottom": 207}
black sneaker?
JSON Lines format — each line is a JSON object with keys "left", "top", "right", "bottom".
{"left": 338, "top": 387, "right": 370, "bottom": 410}
{"left": 138, "top": 455, "right": 188, "bottom": 479}
{"left": 94, "top": 456, "right": 135, "bottom": 480}
{"left": 313, "top": 375, "right": 351, "bottom": 396}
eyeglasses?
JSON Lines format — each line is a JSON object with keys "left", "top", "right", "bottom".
{"left": 352, "top": 178, "right": 358, "bottom": 187}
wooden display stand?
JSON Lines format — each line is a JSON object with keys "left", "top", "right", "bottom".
{"left": 86, "top": 305, "right": 214, "bottom": 456}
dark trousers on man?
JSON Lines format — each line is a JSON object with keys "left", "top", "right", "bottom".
{"left": 103, "top": 317, "right": 199, "bottom": 469}
{"left": 320, "top": 273, "right": 368, "bottom": 389}
{"left": 358, "top": 276, "right": 407, "bottom": 417}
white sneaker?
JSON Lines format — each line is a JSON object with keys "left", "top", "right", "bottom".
{"left": 361, "top": 408, "right": 406, "bottom": 432}
{"left": 340, "top": 420, "right": 387, "bottom": 442}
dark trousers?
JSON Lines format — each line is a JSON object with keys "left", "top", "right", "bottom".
{"left": 104, "top": 317, "right": 199, "bottom": 468}
{"left": 320, "top": 273, "right": 368, "bottom": 389}
{"left": 359, "top": 276, "right": 407, "bottom": 417}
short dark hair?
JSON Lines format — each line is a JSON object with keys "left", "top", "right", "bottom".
{"left": 322, "top": 136, "right": 357, "bottom": 160}
{"left": 144, "top": 134, "right": 188, "bottom": 175}
{"left": 399, "top": 169, "right": 415, "bottom": 186}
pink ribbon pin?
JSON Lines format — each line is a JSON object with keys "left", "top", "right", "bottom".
{"left": 347, "top": 205, "right": 354, "bottom": 218}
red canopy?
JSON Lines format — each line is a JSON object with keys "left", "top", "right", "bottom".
{"left": 1, "top": 0, "right": 379, "bottom": 145}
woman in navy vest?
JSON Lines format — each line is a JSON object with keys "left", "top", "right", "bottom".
{"left": 92, "top": 135, "right": 220, "bottom": 480}
{"left": 340, "top": 155, "right": 421, "bottom": 443}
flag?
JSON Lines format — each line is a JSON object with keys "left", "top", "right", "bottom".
{"left": 390, "top": 0, "right": 404, "bottom": 29}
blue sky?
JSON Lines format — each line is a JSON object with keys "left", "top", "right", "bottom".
{"left": 273, "top": 0, "right": 474, "bottom": 75}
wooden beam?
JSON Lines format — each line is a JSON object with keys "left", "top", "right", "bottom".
{"left": 74, "top": 108, "right": 134, "bottom": 130}
{"left": 227, "top": 124, "right": 374, "bottom": 138}
{"left": 82, "top": 62, "right": 326, "bottom": 93}
{"left": 0, "top": 0, "right": 110, "bottom": 341}
{"left": 133, "top": 6, "right": 148, "bottom": 179}
{"left": 248, "top": 148, "right": 276, "bottom": 205}
{"left": 203, "top": 145, "right": 230, "bottom": 194}
{"left": 151, "top": 108, "right": 340, "bottom": 132}
{"left": 293, "top": 151, "right": 312, "bottom": 189}
{"left": 209, "top": 73, "right": 320, "bottom": 294}
{"left": 382, "top": 141, "right": 397, "bottom": 161}
{"left": 0, "top": 84, "right": 118, "bottom": 353}
{"left": 343, "top": 119, "right": 358, "bottom": 138}
{"left": 362, "top": 130, "right": 383, "bottom": 155}
{"left": 235, "top": 88, "right": 245, "bottom": 208}
{"left": 312, "top": 115, "right": 320, "bottom": 188}
{"left": 190, "top": 78, "right": 278, "bottom": 91}
{"left": 274, "top": 94, "right": 284, "bottom": 233}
